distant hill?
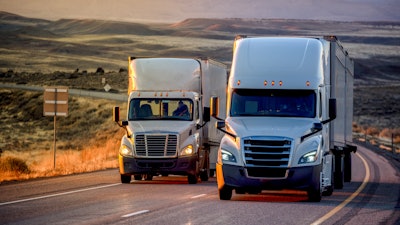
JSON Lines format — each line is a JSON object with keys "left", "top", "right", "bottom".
{"left": 0, "top": 12, "right": 399, "bottom": 85}
{"left": 0, "top": 11, "right": 167, "bottom": 36}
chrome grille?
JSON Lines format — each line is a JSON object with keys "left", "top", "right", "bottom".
{"left": 135, "top": 134, "right": 178, "bottom": 157}
{"left": 244, "top": 137, "right": 292, "bottom": 178}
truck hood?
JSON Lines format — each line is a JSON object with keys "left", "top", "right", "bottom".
{"left": 127, "top": 120, "right": 194, "bottom": 135}
{"left": 226, "top": 117, "right": 317, "bottom": 140}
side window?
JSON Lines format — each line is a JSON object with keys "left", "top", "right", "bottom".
{"left": 319, "top": 91, "right": 323, "bottom": 118}
{"left": 196, "top": 101, "right": 200, "bottom": 120}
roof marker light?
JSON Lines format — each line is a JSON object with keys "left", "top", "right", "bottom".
{"left": 237, "top": 80, "right": 241, "bottom": 86}
{"left": 306, "top": 81, "right": 310, "bottom": 86}
{"left": 279, "top": 81, "right": 283, "bottom": 86}
{"left": 271, "top": 80, "right": 275, "bottom": 86}
{"left": 264, "top": 80, "right": 268, "bottom": 86}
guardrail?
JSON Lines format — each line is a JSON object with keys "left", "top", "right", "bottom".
{"left": 354, "top": 132, "right": 400, "bottom": 156}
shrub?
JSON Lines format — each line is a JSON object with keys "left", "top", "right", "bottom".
{"left": 0, "top": 156, "right": 30, "bottom": 174}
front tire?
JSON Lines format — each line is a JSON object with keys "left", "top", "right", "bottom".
{"left": 307, "top": 186, "right": 322, "bottom": 202}
{"left": 219, "top": 185, "right": 233, "bottom": 200}
{"left": 121, "top": 174, "right": 131, "bottom": 184}
{"left": 308, "top": 171, "right": 322, "bottom": 202}
{"left": 200, "top": 170, "right": 209, "bottom": 181}
{"left": 188, "top": 174, "right": 198, "bottom": 184}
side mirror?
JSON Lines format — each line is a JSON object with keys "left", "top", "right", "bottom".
{"left": 210, "top": 96, "right": 219, "bottom": 118}
{"left": 203, "top": 107, "right": 210, "bottom": 122}
{"left": 113, "top": 106, "right": 120, "bottom": 122}
{"left": 311, "top": 123, "right": 323, "bottom": 132}
{"left": 329, "top": 98, "right": 337, "bottom": 120}
{"left": 216, "top": 121, "right": 226, "bottom": 129}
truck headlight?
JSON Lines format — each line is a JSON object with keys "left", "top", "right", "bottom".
{"left": 221, "top": 149, "right": 236, "bottom": 163}
{"left": 299, "top": 150, "right": 317, "bottom": 164}
{"left": 180, "top": 144, "right": 194, "bottom": 156}
{"left": 120, "top": 144, "right": 133, "bottom": 157}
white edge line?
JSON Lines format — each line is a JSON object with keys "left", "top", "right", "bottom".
{"left": 0, "top": 183, "right": 121, "bottom": 206}
{"left": 191, "top": 194, "right": 206, "bottom": 199}
{"left": 122, "top": 210, "right": 150, "bottom": 218}
{"left": 311, "top": 151, "right": 370, "bottom": 225}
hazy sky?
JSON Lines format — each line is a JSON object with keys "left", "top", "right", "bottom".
{"left": 1, "top": 0, "right": 399, "bottom": 22}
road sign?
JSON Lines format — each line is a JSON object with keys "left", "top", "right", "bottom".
{"left": 43, "top": 86, "right": 68, "bottom": 117}
{"left": 43, "top": 86, "right": 68, "bottom": 169}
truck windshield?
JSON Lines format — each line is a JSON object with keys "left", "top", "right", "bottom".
{"left": 231, "top": 89, "right": 316, "bottom": 118}
{"left": 128, "top": 98, "right": 193, "bottom": 121}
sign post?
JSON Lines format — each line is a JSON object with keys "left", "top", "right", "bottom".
{"left": 43, "top": 86, "right": 68, "bottom": 169}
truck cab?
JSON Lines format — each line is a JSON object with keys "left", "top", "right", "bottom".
{"left": 114, "top": 57, "right": 227, "bottom": 184}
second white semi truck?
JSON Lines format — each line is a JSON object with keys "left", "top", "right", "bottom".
{"left": 213, "top": 36, "right": 356, "bottom": 201}
{"left": 113, "top": 57, "right": 227, "bottom": 184}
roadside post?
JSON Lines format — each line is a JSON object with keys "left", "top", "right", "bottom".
{"left": 43, "top": 86, "right": 69, "bottom": 169}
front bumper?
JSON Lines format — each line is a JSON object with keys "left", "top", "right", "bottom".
{"left": 217, "top": 163, "right": 321, "bottom": 191}
{"left": 119, "top": 154, "right": 198, "bottom": 176}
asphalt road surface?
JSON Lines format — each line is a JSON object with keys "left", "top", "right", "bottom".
{"left": 0, "top": 144, "right": 399, "bottom": 225}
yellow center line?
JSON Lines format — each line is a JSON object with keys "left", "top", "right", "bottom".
{"left": 311, "top": 151, "right": 370, "bottom": 225}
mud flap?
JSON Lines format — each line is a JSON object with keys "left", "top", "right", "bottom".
{"left": 321, "top": 154, "right": 334, "bottom": 196}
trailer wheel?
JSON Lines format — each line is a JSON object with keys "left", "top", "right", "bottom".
{"left": 144, "top": 174, "right": 153, "bottom": 181}
{"left": 344, "top": 152, "right": 352, "bottom": 182}
{"left": 121, "top": 174, "right": 131, "bottom": 184}
{"left": 188, "top": 174, "right": 198, "bottom": 184}
{"left": 219, "top": 186, "right": 233, "bottom": 200}
{"left": 334, "top": 154, "right": 344, "bottom": 189}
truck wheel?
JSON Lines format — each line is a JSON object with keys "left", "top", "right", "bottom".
{"left": 134, "top": 174, "right": 143, "bottom": 181}
{"left": 209, "top": 169, "right": 215, "bottom": 178}
{"left": 219, "top": 186, "right": 233, "bottom": 200}
{"left": 200, "top": 170, "right": 209, "bottom": 181}
{"left": 121, "top": 175, "right": 131, "bottom": 184}
{"left": 307, "top": 186, "right": 322, "bottom": 202}
{"left": 308, "top": 172, "right": 322, "bottom": 202}
{"left": 334, "top": 154, "right": 344, "bottom": 189}
{"left": 188, "top": 174, "right": 198, "bottom": 184}
{"left": 322, "top": 186, "right": 333, "bottom": 196}
{"left": 144, "top": 174, "right": 153, "bottom": 181}
{"left": 344, "top": 152, "right": 352, "bottom": 182}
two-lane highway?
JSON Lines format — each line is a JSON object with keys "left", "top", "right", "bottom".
{"left": 1, "top": 145, "right": 399, "bottom": 225}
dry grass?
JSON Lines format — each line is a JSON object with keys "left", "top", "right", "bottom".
{"left": 0, "top": 89, "right": 126, "bottom": 183}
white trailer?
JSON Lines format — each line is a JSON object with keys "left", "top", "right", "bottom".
{"left": 114, "top": 57, "right": 227, "bottom": 184}
{"left": 213, "top": 36, "right": 356, "bottom": 201}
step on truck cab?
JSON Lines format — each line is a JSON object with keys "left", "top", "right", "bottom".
{"left": 213, "top": 36, "right": 356, "bottom": 201}
{"left": 114, "top": 57, "right": 227, "bottom": 184}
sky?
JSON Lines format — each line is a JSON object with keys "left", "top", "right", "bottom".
{"left": 0, "top": 0, "right": 399, "bottom": 23}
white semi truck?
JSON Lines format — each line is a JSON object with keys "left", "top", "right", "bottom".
{"left": 113, "top": 57, "right": 227, "bottom": 184}
{"left": 213, "top": 36, "right": 356, "bottom": 201}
